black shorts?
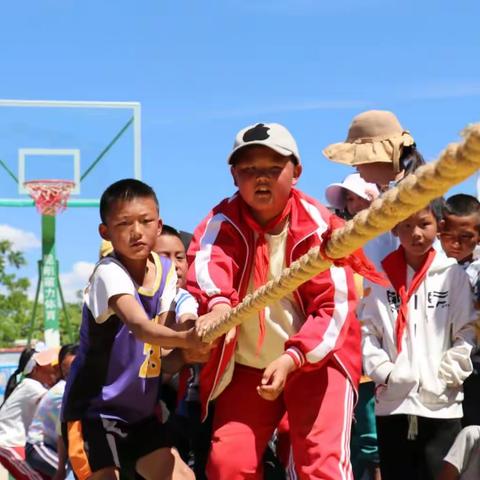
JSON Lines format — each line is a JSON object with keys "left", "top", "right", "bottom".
{"left": 62, "top": 415, "right": 176, "bottom": 480}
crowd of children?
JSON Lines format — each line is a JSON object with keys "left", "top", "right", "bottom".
{"left": 0, "top": 110, "right": 479, "bottom": 480}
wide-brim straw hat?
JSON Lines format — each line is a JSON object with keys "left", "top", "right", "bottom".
{"left": 323, "top": 110, "right": 415, "bottom": 173}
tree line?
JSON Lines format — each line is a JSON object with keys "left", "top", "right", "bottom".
{"left": 0, "top": 240, "right": 81, "bottom": 347}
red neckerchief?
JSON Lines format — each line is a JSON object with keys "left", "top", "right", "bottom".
{"left": 239, "top": 193, "right": 293, "bottom": 353}
{"left": 320, "top": 215, "right": 389, "bottom": 287}
{"left": 381, "top": 246, "right": 436, "bottom": 353}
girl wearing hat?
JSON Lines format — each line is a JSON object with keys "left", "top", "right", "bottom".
{"left": 326, "top": 173, "right": 379, "bottom": 220}
{"left": 0, "top": 347, "right": 60, "bottom": 479}
{"left": 326, "top": 174, "right": 382, "bottom": 480}
{"left": 323, "top": 110, "right": 425, "bottom": 188}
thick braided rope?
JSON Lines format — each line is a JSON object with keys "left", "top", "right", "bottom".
{"left": 202, "top": 125, "right": 480, "bottom": 343}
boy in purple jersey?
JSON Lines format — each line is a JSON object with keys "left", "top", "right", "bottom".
{"left": 62, "top": 179, "right": 206, "bottom": 480}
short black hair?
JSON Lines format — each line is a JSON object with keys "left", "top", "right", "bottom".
{"left": 59, "top": 343, "right": 79, "bottom": 365}
{"left": 426, "top": 197, "right": 445, "bottom": 222}
{"left": 160, "top": 224, "right": 193, "bottom": 251}
{"left": 443, "top": 194, "right": 480, "bottom": 218}
{"left": 160, "top": 224, "right": 182, "bottom": 239}
{"left": 58, "top": 343, "right": 79, "bottom": 380}
{"left": 100, "top": 179, "right": 158, "bottom": 224}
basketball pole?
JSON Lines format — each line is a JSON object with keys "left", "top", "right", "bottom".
{"left": 39, "top": 215, "right": 61, "bottom": 347}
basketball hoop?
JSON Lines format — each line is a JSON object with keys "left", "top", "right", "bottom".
{"left": 24, "top": 180, "right": 75, "bottom": 216}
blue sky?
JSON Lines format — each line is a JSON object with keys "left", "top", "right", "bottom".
{"left": 0, "top": 0, "right": 479, "bottom": 300}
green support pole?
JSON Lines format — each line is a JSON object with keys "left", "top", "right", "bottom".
{"left": 27, "top": 260, "right": 43, "bottom": 346}
{"left": 56, "top": 260, "right": 73, "bottom": 343}
{"left": 41, "top": 215, "right": 60, "bottom": 347}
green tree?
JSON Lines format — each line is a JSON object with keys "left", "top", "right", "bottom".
{"left": 0, "top": 240, "right": 82, "bottom": 346}
{"left": 0, "top": 240, "right": 32, "bottom": 346}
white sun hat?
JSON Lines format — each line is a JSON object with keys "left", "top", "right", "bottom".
{"left": 325, "top": 173, "right": 379, "bottom": 210}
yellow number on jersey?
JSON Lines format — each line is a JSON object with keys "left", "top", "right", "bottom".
{"left": 138, "top": 343, "right": 162, "bottom": 378}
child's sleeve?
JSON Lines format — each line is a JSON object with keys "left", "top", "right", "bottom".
{"left": 450, "top": 265, "right": 477, "bottom": 346}
{"left": 443, "top": 426, "right": 480, "bottom": 475}
{"left": 187, "top": 212, "right": 242, "bottom": 314}
{"left": 158, "top": 261, "right": 178, "bottom": 315}
{"left": 284, "top": 265, "right": 360, "bottom": 369}
{"left": 359, "top": 283, "right": 395, "bottom": 384}
{"left": 86, "top": 260, "right": 136, "bottom": 322}
{"left": 174, "top": 290, "right": 199, "bottom": 321}
{"left": 438, "top": 266, "right": 476, "bottom": 387}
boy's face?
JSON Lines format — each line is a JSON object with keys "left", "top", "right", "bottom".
{"left": 154, "top": 234, "right": 188, "bottom": 288}
{"left": 345, "top": 190, "right": 371, "bottom": 216}
{"left": 393, "top": 208, "right": 438, "bottom": 258}
{"left": 60, "top": 353, "right": 76, "bottom": 380}
{"left": 439, "top": 213, "right": 480, "bottom": 263}
{"left": 231, "top": 146, "right": 302, "bottom": 226}
{"left": 99, "top": 197, "right": 162, "bottom": 262}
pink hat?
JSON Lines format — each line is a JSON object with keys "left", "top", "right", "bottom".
{"left": 325, "top": 173, "right": 379, "bottom": 210}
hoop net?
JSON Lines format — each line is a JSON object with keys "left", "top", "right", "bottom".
{"left": 24, "top": 180, "right": 75, "bottom": 216}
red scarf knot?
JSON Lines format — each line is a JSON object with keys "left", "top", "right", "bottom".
{"left": 239, "top": 193, "right": 293, "bottom": 354}
{"left": 381, "top": 246, "right": 436, "bottom": 353}
{"left": 320, "top": 215, "right": 389, "bottom": 287}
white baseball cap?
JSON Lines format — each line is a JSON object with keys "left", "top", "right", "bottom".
{"left": 325, "top": 173, "right": 379, "bottom": 210}
{"left": 23, "top": 347, "right": 60, "bottom": 375}
{"left": 227, "top": 123, "right": 301, "bottom": 165}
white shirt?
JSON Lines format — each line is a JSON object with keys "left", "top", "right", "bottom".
{"left": 0, "top": 378, "right": 47, "bottom": 447}
{"left": 360, "top": 251, "right": 476, "bottom": 418}
{"left": 26, "top": 379, "right": 65, "bottom": 447}
{"left": 444, "top": 426, "right": 480, "bottom": 480}
{"left": 85, "top": 253, "right": 177, "bottom": 323}
{"left": 235, "top": 224, "right": 303, "bottom": 369}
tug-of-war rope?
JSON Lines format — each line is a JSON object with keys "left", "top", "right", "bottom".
{"left": 201, "top": 125, "right": 480, "bottom": 343}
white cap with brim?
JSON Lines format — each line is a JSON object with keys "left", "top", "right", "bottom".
{"left": 23, "top": 347, "right": 60, "bottom": 375}
{"left": 326, "top": 173, "right": 379, "bottom": 210}
{"left": 227, "top": 123, "right": 301, "bottom": 165}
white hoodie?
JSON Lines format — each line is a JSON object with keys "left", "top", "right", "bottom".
{"left": 360, "top": 251, "right": 476, "bottom": 418}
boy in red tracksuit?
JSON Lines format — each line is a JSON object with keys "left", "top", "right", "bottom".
{"left": 187, "top": 122, "right": 361, "bottom": 480}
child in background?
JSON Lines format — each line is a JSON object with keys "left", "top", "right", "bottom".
{"left": 323, "top": 111, "right": 422, "bottom": 270}
{"left": 188, "top": 122, "right": 361, "bottom": 479}
{"left": 326, "top": 173, "right": 381, "bottom": 480}
{"left": 323, "top": 110, "right": 425, "bottom": 188}
{"left": 0, "top": 347, "right": 35, "bottom": 408}
{"left": 440, "top": 194, "right": 480, "bottom": 306}
{"left": 325, "top": 172, "right": 379, "bottom": 221}
{"left": 360, "top": 200, "right": 476, "bottom": 480}
{"left": 0, "top": 347, "right": 60, "bottom": 480}
{"left": 62, "top": 179, "right": 205, "bottom": 480}
{"left": 155, "top": 225, "right": 210, "bottom": 480}
{"left": 26, "top": 344, "right": 78, "bottom": 478}
{"left": 439, "top": 194, "right": 480, "bottom": 427}
{"left": 155, "top": 225, "right": 198, "bottom": 326}
{"left": 438, "top": 425, "right": 480, "bottom": 480}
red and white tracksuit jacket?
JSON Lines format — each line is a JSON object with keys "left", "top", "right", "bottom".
{"left": 187, "top": 188, "right": 361, "bottom": 420}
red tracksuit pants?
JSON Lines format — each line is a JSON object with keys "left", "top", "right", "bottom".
{"left": 207, "top": 361, "right": 355, "bottom": 480}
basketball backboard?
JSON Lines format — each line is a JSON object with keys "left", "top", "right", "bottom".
{"left": 0, "top": 99, "right": 141, "bottom": 207}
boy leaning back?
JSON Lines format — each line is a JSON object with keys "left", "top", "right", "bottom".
{"left": 62, "top": 179, "right": 204, "bottom": 480}
{"left": 187, "top": 123, "right": 361, "bottom": 479}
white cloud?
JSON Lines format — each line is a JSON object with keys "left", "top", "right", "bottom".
{"left": 28, "top": 261, "right": 95, "bottom": 303}
{"left": 59, "top": 261, "right": 95, "bottom": 302}
{"left": 0, "top": 224, "right": 41, "bottom": 251}
{"left": 400, "top": 82, "right": 480, "bottom": 101}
